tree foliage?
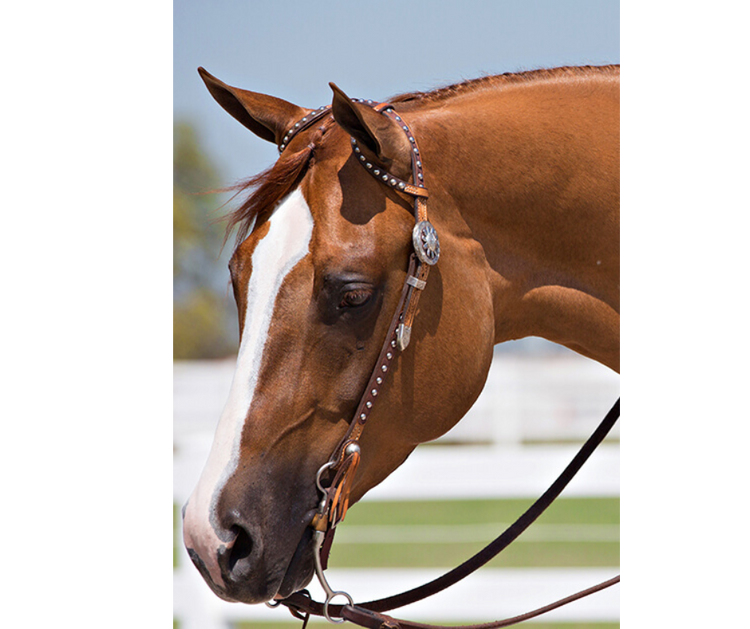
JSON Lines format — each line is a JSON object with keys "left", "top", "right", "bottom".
{"left": 173, "top": 121, "right": 238, "bottom": 359}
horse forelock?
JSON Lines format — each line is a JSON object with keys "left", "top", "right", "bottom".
{"left": 224, "top": 146, "right": 314, "bottom": 248}
{"left": 223, "top": 121, "right": 342, "bottom": 249}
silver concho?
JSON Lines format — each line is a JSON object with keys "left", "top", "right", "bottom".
{"left": 412, "top": 220, "right": 440, "bottom": 265}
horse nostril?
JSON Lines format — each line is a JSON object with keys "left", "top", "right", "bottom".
{"left": 226, "top": 525, "right": 255, "bottom": 574}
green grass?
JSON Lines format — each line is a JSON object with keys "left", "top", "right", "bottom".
{"left": 342, "top": 497, "right": 619, "bottom": 526}
{"left": 326, "top": 497, "right": 619, "bottom": 569}
{"left": 174, "top": 502, "right": 180, "bottom": 569}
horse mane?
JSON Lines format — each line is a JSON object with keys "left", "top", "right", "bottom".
{"left": 223, "top": 65, "right": 619, "bottom": 246}
{"left": 389, "top": 65, "right": 620, "bottom": 107}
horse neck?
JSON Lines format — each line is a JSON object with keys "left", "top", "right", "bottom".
{"left": 409, "top": 74, "right": 620, "bottom": 371}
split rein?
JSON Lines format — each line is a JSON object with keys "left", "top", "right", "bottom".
{"left": 271, "top": 98, "right": 621, "bottom": 628}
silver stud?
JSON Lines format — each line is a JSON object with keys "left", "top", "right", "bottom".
{"left": 391, "top": 340, "right": 396, "bottom": 348}
{"left": 386, "top": 352, "right": 393, "bottom": 360}
{"left": 371, "top": 389, "right": 378, "bottom": 396}
{"left": 381, "top": 365, "right": 388, "bottom": 372}
{"left": 295, "top": 122, "right": 300, "bottom": 128}
{"left": 409, "top": 137, "right": 415, "bottom": 143}
{"left": 402, "top": 125, "right": 408, "bottom": 131}
{"left": 354, "top": 147, "right": 361, "bottom": 153}
{"left": 417, "top": 161, "right": 422, "bottom": 167}
{"left": 382, "top": 174, "right": 388, "bottom": 181}
{"left": 351, "top": 138, "right": 357, "bottom": 144}
{"left": 376, "top": 377, "right": 383, "bottom": 385}
{"left": 418, "top": 173, "right": 423, "bottom": 180}
{"left": 413, "top": 148, "right": 419, "bottom": 153}
{"left": 398, "top": 182, "right": 405, "bottom": 190}
{"left": 366, "top": 401, "right": 372, "bottom": 409}
{"left": 360, "top": 413, "right": 366, "bottom": 421}
{"left": 301, "top": 117, "right": 308, "bottom": 122}
{"left": 390, "top": 179, "right": 397, "bottom": 186}
{"left": 360, "top": 155, "right": 366, "bottom": 161}
{"left": 366, "top": 163, "right": 372, "bottom": 169}
{"left": 345, "top": 442, "right": 361, "bottom": 456}
{"left": 395, "top": 116, "right": 401, "bottom": 121}
{"left": 374, "top": 169, "right": 380, "bottom": 176}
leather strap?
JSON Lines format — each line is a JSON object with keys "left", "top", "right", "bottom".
{"left": 312, "top": 102, "right": 435, "bottom": 537}
{"left": 341, "top": 576, "right": 621, "bottom": 629}
{"left": 278, "top": 106, "right": 332, "bottom": 154}
{"left": 316, "top": 254, "right": 428, "bottom": 542}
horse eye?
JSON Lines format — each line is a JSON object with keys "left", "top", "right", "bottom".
{"left": 339, "top": 288, "right": 373, "bottom": 309}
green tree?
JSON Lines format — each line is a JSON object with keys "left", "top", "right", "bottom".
{"left": 173, "top": 121, "right": 238, "bottom": 359}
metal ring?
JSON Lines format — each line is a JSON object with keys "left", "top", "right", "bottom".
{"left": 315, "top": 461, "right": 335, "bottom": 494}
{"left": 323, "top": 590, "right": 354, "bottom": 623}
{"left": 265, "top": 599, "right": 282, "bottom": 608}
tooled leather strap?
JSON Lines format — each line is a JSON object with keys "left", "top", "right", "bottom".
{"left": 311, "top": 102, "right": 439, "bottom": 535}
{"left": 278, "top": 105, "right": 332, "bottom": 154}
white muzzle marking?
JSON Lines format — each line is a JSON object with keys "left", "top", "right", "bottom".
{"left": 182, "top": 187, "right": 314, "bottom": 588}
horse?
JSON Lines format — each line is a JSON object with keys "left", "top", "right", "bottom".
{"left": 181, "top": 65, "right": 620, "bottom": 609}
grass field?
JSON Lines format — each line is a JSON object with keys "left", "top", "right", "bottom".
{"left": 327, "top": 497, "right": 619, "bottom": 569}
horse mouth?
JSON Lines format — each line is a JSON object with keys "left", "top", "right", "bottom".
{"left": 275, "top": 522, "right": 316, "bottom": 599}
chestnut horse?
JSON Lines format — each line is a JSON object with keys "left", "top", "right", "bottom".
{"left": 182, "top": 65, "right": 620, "bottom": 606}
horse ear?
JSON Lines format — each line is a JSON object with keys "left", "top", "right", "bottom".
{"left": 329, "top": 82, "right": 412, "bottom": 179}
{"left": 198, "top": 67, "right": 308, "bottom": 146}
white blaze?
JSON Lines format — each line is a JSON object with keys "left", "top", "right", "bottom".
{"left": 183, "top": 187, "right": 314, "bottom": 587}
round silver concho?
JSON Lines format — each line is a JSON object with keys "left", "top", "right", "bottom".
{"left": 412, "top": 220, "right": 440, "bottom": 265}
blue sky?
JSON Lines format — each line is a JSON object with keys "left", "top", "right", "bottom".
{"left": 175, "top": 0, "right": 619, "bottom": 184}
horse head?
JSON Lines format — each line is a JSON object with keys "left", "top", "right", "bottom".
{"left": 182, "top": 69, "right": 497, "bottom": 603}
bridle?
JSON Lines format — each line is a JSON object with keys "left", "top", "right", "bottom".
{"left": 269, "top": 97, "right": 620, "bottom": 628}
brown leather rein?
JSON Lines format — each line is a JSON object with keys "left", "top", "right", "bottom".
{"left": 272, "top": 98, "right": 620, "bottom": 627}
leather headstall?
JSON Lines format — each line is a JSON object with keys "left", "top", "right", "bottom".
{"left": 279, "top": 98, "right": 439, "bottom": 539}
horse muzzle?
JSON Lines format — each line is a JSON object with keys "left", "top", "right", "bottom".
{"left": 182, "top": 490, "right": 318, "bottom": 604}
